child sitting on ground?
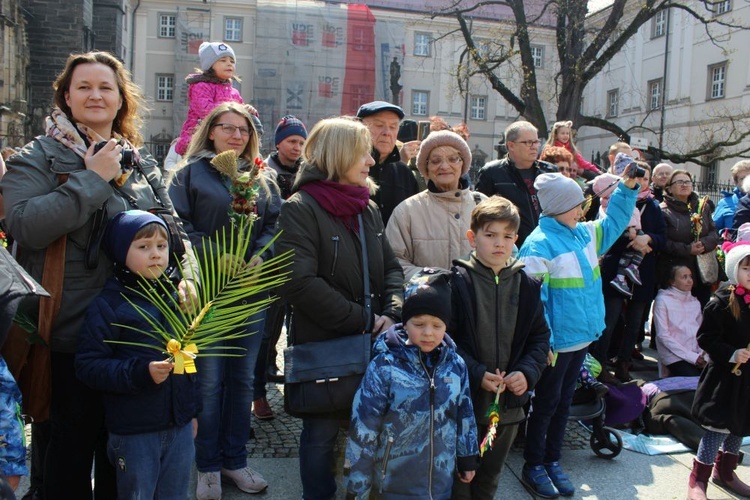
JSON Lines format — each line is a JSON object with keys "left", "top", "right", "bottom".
{"left": 76, "top": 210, "right": 199, "bottom": 499}
{"left": 518, "top": 168, "right": 639, "bottom": 498}
{"left": 449, "top": 196, "right": 550, "bottom": 499}
{"left": 594, "top": 159, "right": 646, "bottom": 296}
{"left": 345, "top": 268, "right": 479, "bottom": 498}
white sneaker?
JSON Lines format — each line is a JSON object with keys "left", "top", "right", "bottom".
{"left": 221, "top": 466, "right": 269, "bottom": 493}
{"left": 196, "top": 471, "right": 222, "bottom": 500}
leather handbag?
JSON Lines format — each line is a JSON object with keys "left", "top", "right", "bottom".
{"left": 284, "top": 214, "right": 373, "bottom": 416}
{"left": 696, "top": 251, "right": 719, "bottom": 285}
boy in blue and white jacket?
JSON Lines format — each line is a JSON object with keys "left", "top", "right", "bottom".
{"left": 345, "top": 268, "right": 479, "bottom": 499}
{"left": 517, "top": 168, "right": 639, "bottom": 498}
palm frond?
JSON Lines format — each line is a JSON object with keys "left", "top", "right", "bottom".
{"left": 106, "top": 217, "right": 293, "bottom": 373}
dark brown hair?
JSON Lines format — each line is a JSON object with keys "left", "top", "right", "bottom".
{"left": 470, "top": 195, "right": 520, "bottom": 234}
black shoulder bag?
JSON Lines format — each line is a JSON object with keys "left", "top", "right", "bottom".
{"left": 283, "top": 214, "right": 373, "bottom": 416}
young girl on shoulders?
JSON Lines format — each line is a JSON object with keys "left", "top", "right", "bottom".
{"left": 544, "top": 121, "right": 601, "bottom": 180}
{"left": 688, "top": 241, "right": 750, "bottom": 500}
{"left": 175, "top": 41, "right": 243, "bottom": 155}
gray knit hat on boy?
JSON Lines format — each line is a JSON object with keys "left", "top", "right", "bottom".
{"left": 535, "top": 173, "right": 585, "bottom": 217}
{"left": 199, "top": 42, "right": 236, "bottom": 72}
{"left": 416, "top": 130, "right": 472, "bottom": 178}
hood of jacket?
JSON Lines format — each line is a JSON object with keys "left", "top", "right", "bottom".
{"left": 663, "top": 192, "right": 699, "bottom": 214}
{"left": 454, "top": 252, "right": 525, "bottom": 284}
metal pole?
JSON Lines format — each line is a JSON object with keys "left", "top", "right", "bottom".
{"left": 658, "top": 9, "right": 670, "bottom": 159}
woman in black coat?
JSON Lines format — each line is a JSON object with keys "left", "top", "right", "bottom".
{"left": 277, "top": 116, "right": 403, "bottom": 500}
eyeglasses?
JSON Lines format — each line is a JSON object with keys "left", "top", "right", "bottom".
{"left": 670, "top": 180, "right": 693, "bottom": 187}
{"left": 512, "top": 139, "right": 542, "bottom": 148}
{"left": 428, "top": 156, "right": 463, "bottom": 167}
{"left": 214, "top": 123, "right": 252, "bottom": 137}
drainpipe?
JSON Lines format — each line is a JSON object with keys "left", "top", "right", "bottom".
{"left": 657, "top": 8, "right": 670, "bottom": 159}
{"left": 129, "top": 0, "right": 141, "bottom": 72}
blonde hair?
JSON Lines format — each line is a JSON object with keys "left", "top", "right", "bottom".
{"left": 175, "top": 102, "right": 271, "bottom": 195}
{"left": 53, "top": 51, "right": 148, "bottom": 146}
{"left": 304, "top": 116, "right": 374, "bottom": 187}
{"left": 544, "top": 120, "right": 576, "bottom": 153}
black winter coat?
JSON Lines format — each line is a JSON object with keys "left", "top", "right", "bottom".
{"left": 601, "top": 196, "right": 667, "bottom": 303}
{"left": 368, "top": 146, "right": 420, "bottom": 226}
{"left": 76, "top": 278, "right": 199, "bottom": 435}
{"left": 692, "top": 286, "right": 750, "bottom": 435}
{"left": 474, "top": 157, "right": 558, "bottom": 247}
{"left": 278, "top": 163, "right": 403, "bottom": 347}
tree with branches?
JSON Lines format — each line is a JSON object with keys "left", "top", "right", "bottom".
{"left": 437, "top": 0, "right": 750, "bottom": 166}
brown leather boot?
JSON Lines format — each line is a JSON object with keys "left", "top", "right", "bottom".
{"left": 614, "top": 360, "right": 632, "bottom": 383}
{"left": 712, "top": 450, "right": 750, "bottom": 497}
{"left": 688, "top": 459, "right": 712, "bottom": 500}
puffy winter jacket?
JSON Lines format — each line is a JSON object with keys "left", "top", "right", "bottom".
{"left": 653, "top": 286, "right": 703, "bottom": 367}
{"left": 386, "top": 178, "right": 485, "bottom": 281}
{"left": 518, "top": 183, "right": 638, "bottom": 351}
{"left": 713, "top": 187, "right": 742, "bottom": 233}
{"left": 345, "top": 326, "right": 479, "bottom": 499}
{"left": 175, "top": 78, "right": 243, "bottom": 155}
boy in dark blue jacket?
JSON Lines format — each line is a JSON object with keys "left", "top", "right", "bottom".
{"left": 450, "top": 196, "right": 550, "bottom": 499}
{"left": 76, "top": 210, "right": 199, "bottom": 499}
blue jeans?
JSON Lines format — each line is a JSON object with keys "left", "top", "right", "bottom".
{"left": 524, "top": 348, "right": 588, "bottom": 465}
{"left": 195, "top": 310, "right": 264, "bottom": 472}
{"left": 107, "top": 423, "right": 194, "bottom": 499}
{"left": 299, "top": 417, "right": 344, "bottom": 500}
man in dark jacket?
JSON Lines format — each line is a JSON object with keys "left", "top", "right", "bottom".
{"left": 475, "top": 121, "right": 557, "bottom": 246}
{"left": 357, "top": 101, "right": 420, "bottom": 226}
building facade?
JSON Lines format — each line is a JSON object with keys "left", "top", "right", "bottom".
{"left": 0, "top": 0, "right": 29, "bottom": 148}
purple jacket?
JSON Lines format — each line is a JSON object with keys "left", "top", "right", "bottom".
{"left": 176, "top": 78, "right": 243, "bottom": 155}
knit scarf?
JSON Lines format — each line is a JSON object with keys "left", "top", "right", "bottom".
{"left": 45, "top": 107, "right": 140, "bottom": 187}
{"left": 300, "top": 180, "right": 370, "bottom": 233}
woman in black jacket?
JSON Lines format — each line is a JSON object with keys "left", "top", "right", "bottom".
{"left": 277, "top": 116, "right": 403, "bottom": 500}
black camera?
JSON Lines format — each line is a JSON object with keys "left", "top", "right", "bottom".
{"left": 93, "top": 141, "right": 136, "bottom": 170}
{"left": 626, "top": 162, "right": 647, "bottom": 178}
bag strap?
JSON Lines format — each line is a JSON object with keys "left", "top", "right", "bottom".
{"left": 357, "top": 214, "right": 372, "bottom": 333}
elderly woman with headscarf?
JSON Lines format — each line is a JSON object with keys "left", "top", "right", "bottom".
{"left": 386, "top": 130, "right": 486, "bottom": 280}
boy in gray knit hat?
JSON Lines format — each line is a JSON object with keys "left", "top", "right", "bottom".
{"left": 516, "top": 170, "right": 639, "bottom": 498}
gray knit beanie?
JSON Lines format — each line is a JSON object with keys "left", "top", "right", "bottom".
{"left": 535, "top": 173, "right": 585, "bottom": 217}
{"left": 724, "top": 242, "right": 750, "bottom": 285}
{"left": 416, "top": 130, "right": 472, "bottom": 178}
{"left": 199, "top": 42, "right": 236, "bottom": 72}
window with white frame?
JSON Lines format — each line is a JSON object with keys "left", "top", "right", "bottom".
{"left": 412, "top": 91, "right": 429, "bottom": 116}
{"left": 414, "top": 32, "right": 432, "bottom": 57}
{"left": 708, "top": 63, "right": 726, "bottom": 99}
{"left": 531, "top": 45, "right": 544, "bottom": 68}
{"left": 156, "top": 74, "right": 174, "bottom": 102}
{"left": 648, "top": 79, "right": 663, "bottom": 110}
{"left": 703, "top": 160, "right": 718, "bottom": 184}
{"left": 715, "top": 0, "right": 731, "bottom": 15}
{"left": 224, "top": 17, "right": 242, "bottom": 42}
{"left": 158, "top": 14, "right": 176, "bottom": 38}
{"left": 652, "top": 10, "right": 667, "bottom": 38}
{"left": 470, "top": 96, "right": 486, "bottom": 120}
{"left": 607, "top": 89, "right": 619, "bottom": 117}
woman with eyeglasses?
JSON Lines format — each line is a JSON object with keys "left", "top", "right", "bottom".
{"left": 386, "top": 130, "right": 486, "bottom": 280}
{"left": 168, "top": 101, "right": 280, "bottom": 499}
{"left": 659, "top": 169, "right": 719, "bottom": 307}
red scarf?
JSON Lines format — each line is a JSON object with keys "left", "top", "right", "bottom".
{"left": 300, "top": 180, "right": 370, "bottom": 233}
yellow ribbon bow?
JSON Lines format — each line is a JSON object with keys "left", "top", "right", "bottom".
{"left": 166, "top": 339, "right": 199, "bottom": 374}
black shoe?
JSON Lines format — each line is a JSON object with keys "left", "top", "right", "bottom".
{"left": 266, "top": 367, "right": 285, "bottom": 384}
{"left": 591, "top": 381, "right": 609, "bottom": 399}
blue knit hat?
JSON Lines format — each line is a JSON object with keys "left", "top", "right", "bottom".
{"left": 275, "top": 115, "right": 307, "bottom": 146}
{"left": 103, "top": 210, "right": 168, "bottom": 266}
{"left": 199, "top": 41, "right": 236, "bottom": 72}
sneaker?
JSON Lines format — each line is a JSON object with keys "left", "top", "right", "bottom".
{"left": 610, "top": 275, "right": 632, "bottom": 297}
{"left": 253, "top": 397, "right": 275, "bottom": 420}
{"left": 623, "top": 264, "right": 643, "bottom": 286}
{"left": 221, "top": 466, "right": 269, "bottom": 494}
{"left": 544, "top": 462, "right": 575, "bottom": 497}
{"left": 521, "top": 464, "right": 560, "bottom": 499}
{"left": 196, "top": 471, "right": 222, "bottom": 500}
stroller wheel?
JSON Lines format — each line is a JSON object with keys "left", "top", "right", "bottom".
{"left": 590, "top": 426, "right": 622, "bottom": 459}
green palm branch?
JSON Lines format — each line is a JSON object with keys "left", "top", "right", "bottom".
{"left": 109, "top": 217, "right": 293, "bottom": 369}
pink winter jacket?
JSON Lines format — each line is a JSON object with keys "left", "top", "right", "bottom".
{"left": 175, "top": 78, "right": 244, "bottom": 155}
{"left": 653, "top": 286, "right": 705, "bottom": 367}
{"left": 554, "top": 139, "right": 599, "bottom": 173}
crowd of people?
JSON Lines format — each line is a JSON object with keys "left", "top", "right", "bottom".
{"left": 1, "top": 46, "right": 750, "bottom": 500}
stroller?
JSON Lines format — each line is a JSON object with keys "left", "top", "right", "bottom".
{"left": 569, "top": 389, "right": 623, "bottom": 459}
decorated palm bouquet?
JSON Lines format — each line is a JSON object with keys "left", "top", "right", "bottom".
{"left": 110, "top": 151, "right": 292, "bottom": 373}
